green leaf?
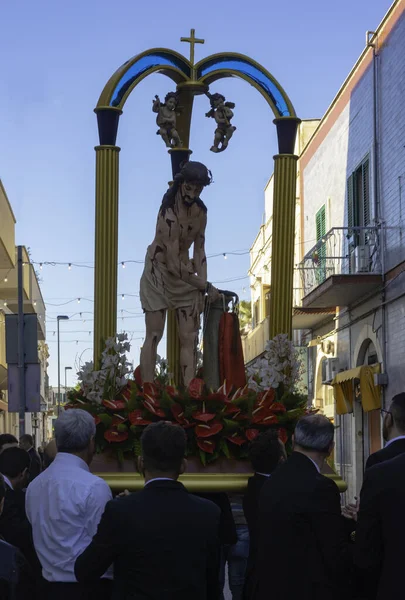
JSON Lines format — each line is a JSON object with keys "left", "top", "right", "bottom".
{"left": 219, "top": 439, "right": 231, "bottom": 459}
{"left": 98, "top": 413, "right": 112, "bottom": 428}
{"left": 199, "top": 449, "right": 207, "bottom": 466}
{"left": 222, "top": 419, "right": 240, "bottom": 435}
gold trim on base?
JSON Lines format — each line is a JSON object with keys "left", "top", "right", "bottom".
{"left": 95, "top": 472, "right": 347, "bottom": 493}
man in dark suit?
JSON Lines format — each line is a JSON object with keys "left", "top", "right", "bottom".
{"left": 254, "top": 415, "right": 352, "bottom": 600}
{"left": 75, "top": 422, "right": 221, "bottom": 600}
{"left": 242, "top": 430, "right": 286, "bottom": 599}
{"left": 19, "top": 435, "right": 42, "bottom": 482}
{"left": 366, "top": 392, "right": 405, "bottom": 469}
{"left": 355, "top": 452, "right": 405, "bottom": 599}
{"left": 0, "top": 473, "right": 37, "bottom": 599}
{"left": 0, "top": 448, "right": 42, "bottom": 585}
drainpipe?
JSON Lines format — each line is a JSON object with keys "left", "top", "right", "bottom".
{"left": 367, "top": 30, "right": 387, "bottom": 411}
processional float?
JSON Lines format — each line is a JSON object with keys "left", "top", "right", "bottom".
{"left": 68, "top": 30, "right": 346, "bottom": 492}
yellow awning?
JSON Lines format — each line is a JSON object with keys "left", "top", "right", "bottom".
{"left": 332, "top": 364, "right": 381, "bottom": 415}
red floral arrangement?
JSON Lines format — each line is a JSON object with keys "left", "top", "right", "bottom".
{"left": 67, "top": 372, "right": 309, "bottom": 465}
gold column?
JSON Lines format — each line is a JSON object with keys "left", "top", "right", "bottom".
{"left": 269, "top": 154, "right": 299, "bottom": 339}
{"left": 93, "top": 145, "right": 120, "bottom": 366}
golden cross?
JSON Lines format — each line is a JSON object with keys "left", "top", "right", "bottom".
{"left": 181, "top": 28, "right": 205, "bottom": 66}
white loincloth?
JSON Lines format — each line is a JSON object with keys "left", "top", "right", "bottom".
{"left": 140, "top": 249, "right": 201, "bottom": 313}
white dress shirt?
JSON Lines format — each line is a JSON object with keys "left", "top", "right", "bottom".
{"left": 26, "top": 452, "right": 112, "bottom": 582}
{"left": 1, "top": 474, "right": 13, "bottom": 489}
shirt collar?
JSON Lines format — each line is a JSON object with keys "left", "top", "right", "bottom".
{"left": 144, "top": 477, "right": 175, "bottom": 487}
{"left": 386, "top": 435, "right": 405, "bottom": 447}
{"left": 54, "top": 452, "right": 90, "bottom": 471}
{"left": 255, "top": 472, "right": 271, "bottom": 477}
{"left": 1, "top": 475, "right": 13, "bottom": 490}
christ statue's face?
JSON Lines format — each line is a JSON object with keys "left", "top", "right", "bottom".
{"left": 181, "top": 181, "right": 204, "bottom": 204}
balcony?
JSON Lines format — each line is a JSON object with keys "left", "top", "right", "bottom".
{"left": 297, "top": 227, "right": 383, "bottom": 309}
{"left": 5, "top": 264, "right": 46, "bottom": 341}
{"left": 0, "top": 182, "right": 16, "bottom": 270}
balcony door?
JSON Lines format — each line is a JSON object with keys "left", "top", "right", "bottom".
{"left": 347, "top": 157, "right": 370, "bottom": 249}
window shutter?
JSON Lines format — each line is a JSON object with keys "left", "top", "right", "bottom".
{"left": 347, "top": 174, "right": 354, "bottom": 229}
{"left": 362, "top": 159, "right": 370, "bottom": 226}
{"left": 316, "top": 205, "right": 326, "bottom": 241}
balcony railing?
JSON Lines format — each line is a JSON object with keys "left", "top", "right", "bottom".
{"left": 297, "top": 227, "right": 382, "bottom": 298}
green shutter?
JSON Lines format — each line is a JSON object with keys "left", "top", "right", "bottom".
{"left": 316, "top": 205, "right": 326, "bottom": 241}
{"left": 362, "top": 159, "right": 370, "bottom": 226}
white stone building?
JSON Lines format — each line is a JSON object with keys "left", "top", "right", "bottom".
{"left": 297, "top": 0, "right": 405, "bottom": 498}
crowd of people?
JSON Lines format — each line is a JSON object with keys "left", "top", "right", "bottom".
{"left": 0, "top": 393, "right": 404, "bottom": 599}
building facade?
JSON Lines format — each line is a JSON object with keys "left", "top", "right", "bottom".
{"left": 0, "top": 180, "right": 52, "bottom": 446}
{"left": 297, "top": 0, "right": 405, "bottom": 498}
{"left": 242, "top": 120, "right": 319, "bottom": 364}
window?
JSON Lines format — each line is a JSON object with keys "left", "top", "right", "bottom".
{"left": 263, "top": 286, "right": 271, "bottom": 319}
{"left": 253, "top": 299, "right": 260, "bottom": 328}
{"left": 315, "top": 205, "right": 326, "bottom": 283}
{"left": 347, "top": 157, "right": 370, "bottom": 246}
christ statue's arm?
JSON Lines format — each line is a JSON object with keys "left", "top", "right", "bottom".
{"left": 193, "top": 212, "right": 207, "bottom": 284}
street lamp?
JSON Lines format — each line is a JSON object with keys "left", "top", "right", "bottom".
{"left": 65, "top": 366, "right": 72, "bottom": 401}
{"left": 57, "top": 316, "right": 69, "bottom": 416}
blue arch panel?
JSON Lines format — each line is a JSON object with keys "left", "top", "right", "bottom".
{"left": 197, "top": 56, "right": 291, "bottom": 117}
{"left": 110, "top": 51, "right": 191, "bottom": 107}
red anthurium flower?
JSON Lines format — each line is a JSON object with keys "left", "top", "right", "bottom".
{"left": 224, "top": 403, "right": 240, "bottom": 415}
{"left": 233, "top": 412, "right": 249, "bottom": 422}
{"left": 165, "top": 385, "right": 177, "bottom": 398}
{"left": 112, "top": 414, "right": 127, "bottom": 426}
{"left": 104, "top": 427, "right": 129, "bottom": 443}
{"left": 121, "top": 386, "right": 131, "bottom": 401}
{"left": 195, "top": 422, "right": 223, "bottom": 438}
{"left": 246, "top": 428, "right": 260, "bottom": 441}
{"left": 231, "top": 385, "right": 249, "bottom": 401}
{"left": 192, "top": 411, "right": 216, "bottom": 423}
{"left": 256, "top": 389, "right": 276, "bottom": 408}
{"left": 171, "top": 403, "right": 188, "bottom": 424}
{"left": 188, "top": 378, "right": 205, "bottom": 398}
{"left": 206, "top": 392, "right": 228, "bottom": 403}
{"left": 268, "top": 402, "right": 287, "bottom": 414}
{"left": 143, "top": 399, "right": 166, "bottom": 418}
{"left": 143, "top": 382, "right": 159, "bottom": 398}
{"left": 278, "top": 428, "right": 288, "bottom": 444}
{"left": 251, "top": 406, "right": 278, "bottom": 425}
{"left": 217, "top": 380, "right": 232, "bottom": 398}
{"left": 134, "top": 366, "right": 143, "bottom": 387}
{"left": 227, "top": 433, "right": 246, "bottom": 446}
{"left": 94, "top": 415, "right": 101, "bottom": 425}
{"left": 197, "top": 439, "right": 215, "bottom": 454}
{"left": 128, "top": 410, "right": 152, "bottom": 426}
{"left": 102, "top": 399, "right": 127, "bottom": 411}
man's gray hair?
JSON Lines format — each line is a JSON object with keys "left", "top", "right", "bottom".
{"left": 54, "top": 409, "right": 96, "bottom": 453}
{"left": 294, "top": 414, "right": 334, "bottom": 454}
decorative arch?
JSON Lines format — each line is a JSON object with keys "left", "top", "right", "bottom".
{"left": 92, "top": 39, "right": 300, "bottom": 372}
{"left": 353, "top": 324, "right": 383, "bottom": 368}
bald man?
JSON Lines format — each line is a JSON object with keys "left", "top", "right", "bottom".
{"left": 43, "top": 440, "right": 57, "bottom": 469}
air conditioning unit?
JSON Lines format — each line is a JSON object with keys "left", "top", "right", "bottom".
{"left": 351, "top": 245, "right": 370, "bottom": 273}
{"left": 322, "top": 358, "right": 340, "bottom": 385}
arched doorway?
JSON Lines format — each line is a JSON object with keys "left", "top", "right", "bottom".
{"left": 354, "top": 339, "right": 381, "bottom": 475}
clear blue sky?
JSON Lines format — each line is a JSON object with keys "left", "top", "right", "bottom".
{"left": 0, "top": 0, "right": 393, "bottom": 386}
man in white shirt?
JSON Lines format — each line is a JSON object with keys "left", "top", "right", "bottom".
{"left": 26, "top": 409, "right": 112, "bottom": 600}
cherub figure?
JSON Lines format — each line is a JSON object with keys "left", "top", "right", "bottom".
{"left": 205, "top": 93, "right": 236, "bottom": 153}
{"left": 152, "top": 92, "right": 182, "bottom": 148}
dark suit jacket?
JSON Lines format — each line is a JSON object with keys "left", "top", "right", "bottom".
{"left": 365, "top": 437, "right": 405, "bottom": 469}
{"left": 197, "top": 492, "right": 237, "bottom": 545}
{"left": 28, "top": 448, "right": 42, "bottom": 482}
{"left": 355, "top": 453, "right": 405, "bottom": 599}
{"left": 254, "top": 453, "right": 352, "bottom": 600}
{"left": 0, "top": 536, "right": 37, "bottom": 600}
{"left": 243, "top": 474, "right": 269, "bottom": 600}
{"left": 0, "top": 484, "right": 41, "bottom": 576}
{"left": 75, "top": 479, "right": 221, "bottom": 600}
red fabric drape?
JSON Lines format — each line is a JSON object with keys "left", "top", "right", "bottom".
{"left": 218, "top": 312, "right": 246, "bottom": 389}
